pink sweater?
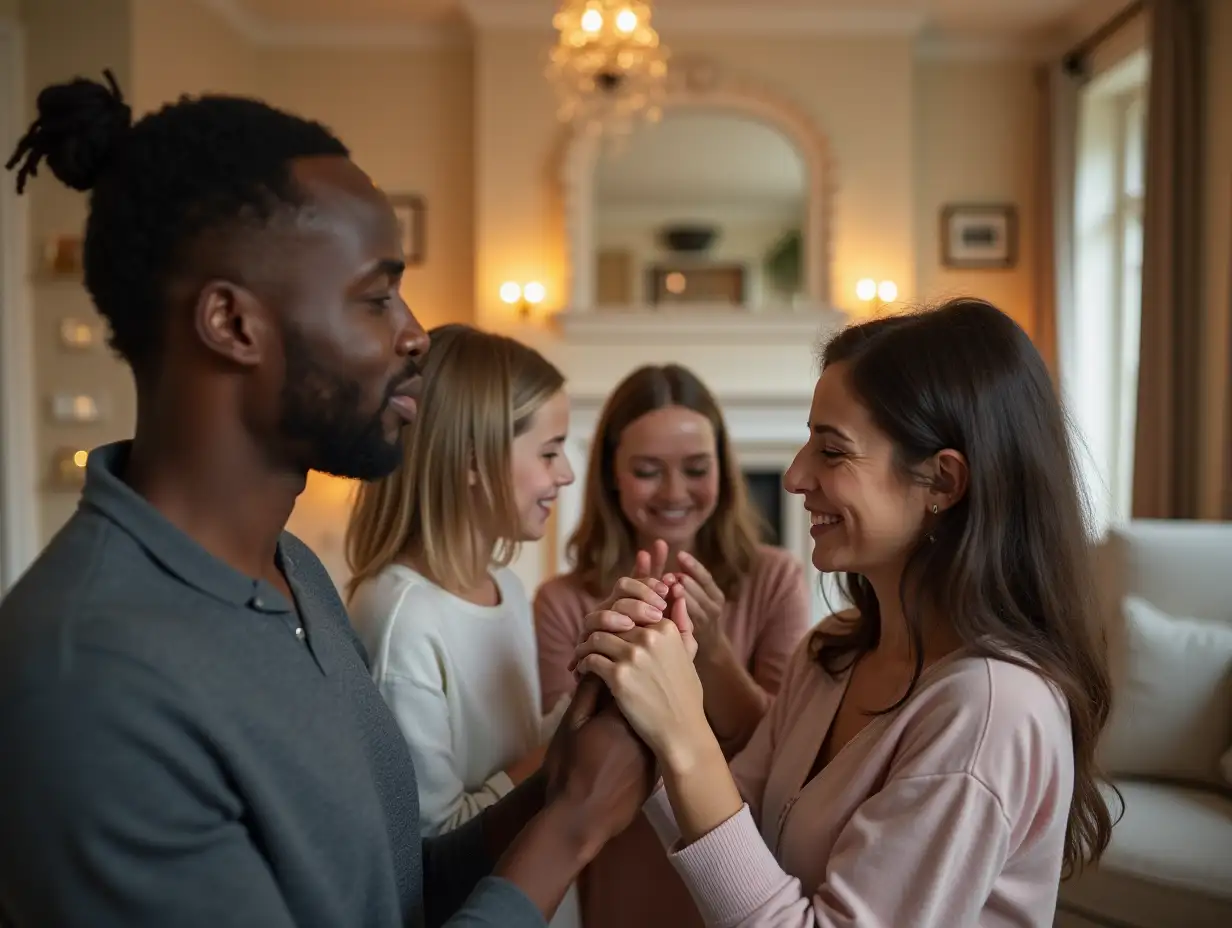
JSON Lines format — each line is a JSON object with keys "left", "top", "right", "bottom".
{"left": 534, "top": 546, "right": 812, "bottom": 928}
{"left": 644, "top": 637, "right": 1075, "bottom": 928}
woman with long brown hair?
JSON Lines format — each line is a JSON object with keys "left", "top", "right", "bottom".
{"left": 572, "top": 299, "right": 1115, "bottom": 927}
{"left": 535, "top": 364, "right": 811, "bottom": 928}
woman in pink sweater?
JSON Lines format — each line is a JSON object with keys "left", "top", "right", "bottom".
{"left": 535, "top": 364, "right": 811, "bottom": 928}
{"left": 573, "top": 300, "right": 1116, "bottom": 927}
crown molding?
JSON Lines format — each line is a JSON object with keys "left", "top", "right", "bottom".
{"left": 193, "top": 0, "right": 467, "bottom": 48}
{"left": 195, "top": 0, "right": 1060, "bottom": 57}
{"left": 461, "top": 0, "right": 927, "bottom": 36}
{"left": 915, "top": 33, "right": 1058, "bottom": 63}
{"left": 193, "top": 0, "right": 264, "bottom": 38}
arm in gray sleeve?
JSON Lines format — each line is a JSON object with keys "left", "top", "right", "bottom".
{"left": 0, "top": 652, "right": 297, "bottom": 928}
{"left": 422, "top": 780, "right": 548, "bottom": 928}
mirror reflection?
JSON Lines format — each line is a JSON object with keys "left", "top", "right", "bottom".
{"left": 593, "top": 109, "right": 807, "bottom": 310}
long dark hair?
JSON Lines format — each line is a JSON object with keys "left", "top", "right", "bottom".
{"left": 812, "top": 298, "right": 1115, "bottom": 877}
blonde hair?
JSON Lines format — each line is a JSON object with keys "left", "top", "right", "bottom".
{"left": 567, "top": 364, "right": 764, "bottom": 598}
{"left": 345, "top": 324, "right": 565, "bottom": 599}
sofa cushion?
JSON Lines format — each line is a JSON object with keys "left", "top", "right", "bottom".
{"left": 1098, "top": 522, "right": 1232, "bottom": 625}
{"left": 1058, "top": 780, "right": 1232, "bottom": 928}
{"left": 1098, "top": 596, "right": 1232, "bottom": 787}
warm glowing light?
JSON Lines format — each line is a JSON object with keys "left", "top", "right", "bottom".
{"left": 523, "top": 281, "right": 547, "bottom": 305}
{"left": 855, "top": 278, "right": 877, "bottom": 302}
{"left": 72, "top": 450, "right": 88, "bottom": 468}
{"left": 499, "top": 281, "right": 523, "bottom": 304}
{"left": 548, "top": 1, "right": 669, "bottom": 138}
{"left": 580, "top": 8, "right": 603, "bottom": 32}
{"left": 877, "top": 280, "right": 898, "bottom": 303}
{"left": 665, "top": 272, "right": 687, "bottom": 294}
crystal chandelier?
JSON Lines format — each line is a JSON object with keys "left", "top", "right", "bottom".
{"left": 547, "top": 1, "right": 669, "bottom": 137}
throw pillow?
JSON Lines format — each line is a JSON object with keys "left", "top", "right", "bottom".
{"left": 1098, "top": 596, "right": 1232, "bottom": 787}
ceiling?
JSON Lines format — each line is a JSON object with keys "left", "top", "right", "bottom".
{"left": 595, "top": 110, "right": 805, "bottom": 212}
{"left": 227, "top": 0, "right": 1114, "bottom": 41}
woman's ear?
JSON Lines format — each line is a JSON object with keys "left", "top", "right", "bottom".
{"left": 929, "top": 449, "right": 968, "bottom": 512}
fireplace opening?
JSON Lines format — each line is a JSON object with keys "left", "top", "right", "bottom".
{"left": 742, "top": 469, "right": 785, "bottom": 547}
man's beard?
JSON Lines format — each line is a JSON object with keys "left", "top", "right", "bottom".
{"left": 277, "top": 329, "right": 413, "bottom": 481}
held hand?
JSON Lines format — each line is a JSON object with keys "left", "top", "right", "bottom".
{"left": 673, "top": 551, "right": 726, "bottom": 648}
{"left": 543, "top": 675, "right": 606, "bottom": 797}
{"left": 636, "top": 539, "right": 670, "bottom": 584}
{"left": 489, "top": 682, "right": 655, "bottom": 915}
{"left": 584, "top": 574, "right": 671, "bottom": 639}
{"left": 574, "top": 543, "right": 694, "bottom": 647}
{"left": 552, "top": 700, "right": 657, "bottom": 852}
{"left": 572, "top": 619, "right": 707, "bottom": 768}
{"left": 569, "top": 583, "right": 696, "bottom": 673}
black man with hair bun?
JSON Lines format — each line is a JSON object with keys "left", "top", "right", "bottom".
{"left": 0, "top": 70, "right": 657, "bottom": 928}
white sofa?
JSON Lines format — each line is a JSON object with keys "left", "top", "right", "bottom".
{"left": 1056, "top": 520, "right": 1232, "bottom": 928}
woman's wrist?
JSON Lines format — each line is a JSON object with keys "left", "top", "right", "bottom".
{"left": 693, "top": 623, "right": 731, "bottom": 662}
{"left": 660, "top": 733, "right": 743, "bottom": 846}
{"left": 660, "top": 719, "right": 725, "bottom": 781}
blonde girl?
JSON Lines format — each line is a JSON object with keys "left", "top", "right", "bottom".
{"left": 345, "top": 325, "right": 577, "bottom": 926}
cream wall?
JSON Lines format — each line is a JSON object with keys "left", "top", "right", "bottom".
{"left": 20, "top": 0, "right": 134, "bottom": 538}
{"left": 914, "top": 58, "right": 1040, "bottom": 331}
{"left": 474, "top": 30, "right": 920, "bottom": 331}
{"left": 19, "top": 0, "right": 257, "bottom": 537}
{"left": 131, "top": 0, "right": 257, "bottom": 108}
{"left": 7, "top": 0, "right": 1051, "bottom": 565}
{"left": 258, "top": 44, "right": 475, "bottom": 333}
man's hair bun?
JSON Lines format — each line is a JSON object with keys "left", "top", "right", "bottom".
{"left": 6, "top": 68, "right": 132, "bottom": 194}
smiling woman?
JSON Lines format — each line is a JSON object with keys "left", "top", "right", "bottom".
{"left": 533, "top": 362, "right": 811, "bottom": 928}
{"left": 567, "top": 299, "right": 1117, "bottom": 928}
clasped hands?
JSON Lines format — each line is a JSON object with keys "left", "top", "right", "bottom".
{"left": 537, "top": 541, "right": 723, "bottom": 859}
{"left": 568, "top": 540, "right": 715, "bottom": 775}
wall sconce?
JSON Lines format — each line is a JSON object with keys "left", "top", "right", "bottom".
{"left": 58, "top": 317, "right": 101, "bottom": 351}
{"left": 50, "top": 447, "right": 89, "bottom": 491}
{"left": 500, "top": 281, "right": 547, "bottom": 319}
{"left": 49, "top": 392, "right": 103, "bottom": 424}
{"left": 856, "top": 278, "right": 898, "bottom": 313}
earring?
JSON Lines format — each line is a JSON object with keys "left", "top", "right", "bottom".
{"left": 931, "top": 503, "right": 939, "bottom": 514}
{"left": 928, "top": 502, "right": 939, "bottom": 543}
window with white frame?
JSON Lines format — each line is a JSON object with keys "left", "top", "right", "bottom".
{"left": 1071, "top": 50, "right": 1148, "bottom": 534}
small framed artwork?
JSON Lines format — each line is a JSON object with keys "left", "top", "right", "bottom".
{"left": 648, "top": 264, "right": 747, "bottom": 306}
{"left": 941, "top": 204, "right": 1018, "bottom": 270}
{"left": 42, "top": 233, "right": 84, "bottom": 278}
{"left": 389, "top": 194, "right": 426, "bottom": 266}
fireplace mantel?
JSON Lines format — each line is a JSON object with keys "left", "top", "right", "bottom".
{"left": 553, "top": 305, "right": 847, "bottom": 344}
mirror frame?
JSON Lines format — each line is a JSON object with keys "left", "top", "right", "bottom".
{"left": 561, "top": 57, "right": 834, "bottom": 314}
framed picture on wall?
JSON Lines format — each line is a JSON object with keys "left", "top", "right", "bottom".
{"left": 42, "top": 233, "right": 85, "bottom": 279}
{"left": 940, "top": 204, "right": 1018, "bottom": 269}
{"left": 390, "top": 194, "right": 426, "bottom": 266}
{"left": 647, "top": 264, "right": 747, "bottom": 306}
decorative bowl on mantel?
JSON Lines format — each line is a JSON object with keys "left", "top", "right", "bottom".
{"left": 659, "top": 224, "right": 718, "bottom": 253}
